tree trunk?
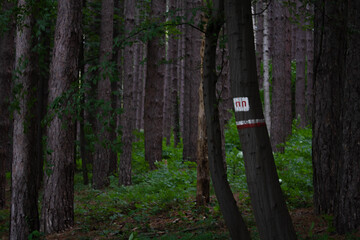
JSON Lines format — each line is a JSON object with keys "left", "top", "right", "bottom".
{"left": 312, "top": 0, "right": 345, "bottom": 215}
{"left": 255, "top": 0, "right": 264, "bottom": 88}
{"left": 10, "top": 1, "right": 39, "bottom": 238}
{"left": 295, "top": 0, "right": 307, "bottom": 127}
{"left": 203, "top": 1, "right": 251, "bottom": 239}
{"left": 144, "top": 0, "right": 166, "bottom": 170}
{"left": 225, "top": 0, "right": 297, "bottom": 239}
{"left": 263, "top": 2, "right": 271, "bottom": 133}
{"left": 196, "top": 33, "right": 209, "bottom": 206}
{"left": 305, "top": 4, "right": 314, "bottom": 124}
{"left": 119, "top": 0, "right": 135, "bottom": 185}
{"left": 182, "top": 0, "right": 202, "bottom": 162}
{"left": 335, "top": 1, "right": 360, "bottom": 231}
{"left": 0, "top": 0, "right": 15, "bottom": 209}
{"left": 93, "top": 0, "right": 114, "bottom": 189}
{"left": 270, "top": 0, "right": 292, "bottom": 152}
{"left": 41, "top": 0, "right": 82, "bottom": 233}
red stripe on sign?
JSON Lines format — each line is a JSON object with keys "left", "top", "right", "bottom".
{"left": 236, "top": 119, "right": 266, "bottom": 129}
{"left": 236, "top": 122, "right": 266, "bottom": 129}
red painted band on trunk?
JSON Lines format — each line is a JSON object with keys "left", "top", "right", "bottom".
{"left": 236, "top": 122, "right": 266, "bottom": 129}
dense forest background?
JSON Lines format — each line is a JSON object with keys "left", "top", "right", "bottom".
{"left": 0, "top": 0, "right": 359, "bottom": 239}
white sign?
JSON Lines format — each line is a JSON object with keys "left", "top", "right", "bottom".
{"left": 233, "top": 97, "right": 250, "bottom": 112}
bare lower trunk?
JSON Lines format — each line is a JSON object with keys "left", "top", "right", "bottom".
{"left": 93, "top": 0, "right": 114, "bottom": 189}
{"left": 270, "top": 0, "right": 292, "bottom": 152}
{"left": 0, "top": 0, "right": 15, "bottom": 209}
{"left": 119, "top": 0, "right": 135, "bottom": 185}
{"left": 144, "top": 0, "right": 166, "bottom": 170}
{"left": 41, "top": 0, "right": 82, "bottom": 234}
{"left": 10, "top": 2, "right": 39, "bottom": 238}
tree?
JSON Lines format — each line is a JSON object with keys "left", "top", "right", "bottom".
{"left": 10, "top": 1, "right": 40, "bottom": 238}
{"left": 41, "top": 0, "right": 82, "bottom": 233}
{"left": 119, "top": 0, "right": 135, "bottom": 186}
{"left": 335, "top": 0, "right": 360, "bottom": 232}
{"left": 270, "top": 0, "right": 292, "bottom": 152}
{"left": 182, "top": 0, "right": 202, "bottom": 162}
{"left": 144, "top": 0, "right": 166, "bottom": 170}
{"left": 196, "top": 35, "right": 209, "bottom": 206}
{"left": 225, "top": 0, "right": 297, "bottom": 238}
{"left": 313, "top": 0, "right": 360, "bottom": 233}
{"left": 203, "top": 1, "right": 250, "bottom": 238}
{"left": 312, "top": 0, "right": 345, "bottom": 216}
{"left": 295, "top": 0, "right": 307, "bottom": 127}
{"left": 263, "top": 1, "right": 271, "bottom": 132}
{"left": 93, "top": 0, "right": 114, "bottom": 189}
{"left": 0, "top": 0, "right": 15, "bottom": 209}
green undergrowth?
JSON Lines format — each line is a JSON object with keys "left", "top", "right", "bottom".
{"left": 225, "top": 116, "right": 313, "bottom": 208}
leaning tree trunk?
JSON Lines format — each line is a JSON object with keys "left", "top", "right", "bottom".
{"left": 10, "top": 1, "right": 39, "bottom": 238}
{"left": 144, "top": 0, "right": 166, "bottom": 170}
{"left": 93, "top": 0, "right": 114, "bottom": 189}
{"left": 225, "top": 0, "right": 297, "bottom": 239}
{"left": 0, "top": 0, "right": 15, "bottom": 209}
{"left": 41, "top": 0, "right": 82, "bottom": 234}
{"left": 203, "top": 1, "right": 251, "bottom": 239}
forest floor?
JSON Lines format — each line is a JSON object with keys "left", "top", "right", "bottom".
{"left": 1, "top": 125, "right": 359, "bottom": 239}
{"left": 1, "top": 179, "right": 359, "bottom": 240}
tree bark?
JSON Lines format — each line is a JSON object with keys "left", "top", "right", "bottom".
{"left": 182, "top": 0, "right": 202, "bottom": 162}
{"left": 93, "top": 0, "right": 114, "bottom": 189}
{"left": 263, "top": 2, "right": 271, "bottom": 133}
{"left": 295, "top": 0, "right": 307, "bottom": 127}
{"left": 119, "top": 0, "right": 135, "bottom": 185}
{"left": 305, "top": 4, "right": 314, "bottom": 124}
{"left": 312, "top": 0, "right": 345, "bottom": 215}
{"left": 0, "top": 0, "right": 15, "bottom": 209}
{"left": 203, "top": 1, "right": 251, "bottom": 239}
{"left": 225, "top": 0, "right": 297, "bottom": 239}
{"left": 10, "top": 1, "right": 39, "bottom": 238}
{"left": 41, "top": 0, "right": 82, "bottom": 233}
{"left": 144, "top": 0, "right": 166, "bottom": 170}
{"left": 196, "top": 33, "right": 209, "bottom": 206}
{"left": 335, "top": 0, "right": 360, "bottom": 233}
{"left": 270, "top": 0, "right": 292, "bottom": 152}
{"left": 255, "top": 0, "right": 264, "bottom": 88}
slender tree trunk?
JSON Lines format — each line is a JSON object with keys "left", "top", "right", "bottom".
{"left": 144, "top": 0, "right": 166, "bottom": 170}
{"left": 203, "top": 1, "right": 251, "bottom": 239}
{"left": 295, "top": 0, "right": 307, "bottom": 127}
{"left": 119, "top": 0, "right": 135, "bottom": 185}
{"left": 10, "top": 1, "right": 39, "bottom": 238}
{"left": 255, "top": 0, "right": 264, "bottom": 88}
{"left": 41, "top": 0, "right": 82, "bottom": 233}
{"left": 196, "top": 32, "right": 209, "bottom": 206}
{"left": 93, "top": 0, "right": 114, "bottom": 189}
{"left": 0, "top": 0, "right": 15, "bottom": 209}
{"left": 270, "top": 0, "right": 292, "bottom": 152}
{"left": 305, "top": 4, "right": 314, "bottom": 124}
{"left": 182, "top": 0, "right": 202, "bottom": 162}
{"left": 263, "top": 3, "right": 271, "bottom": 133}
{"left": 225, "top": 0, "right": 297, "bottom": 239}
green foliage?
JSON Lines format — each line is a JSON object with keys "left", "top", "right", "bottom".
{"left": 274, "top": 121, "right": 313, "bottom": 208}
